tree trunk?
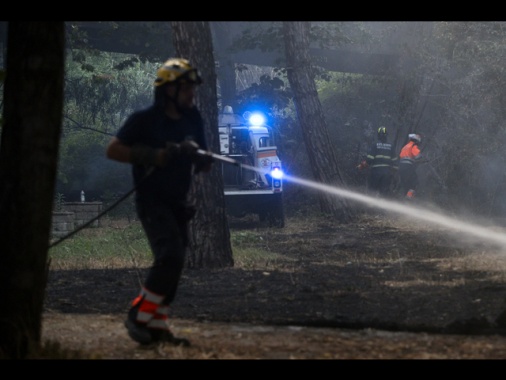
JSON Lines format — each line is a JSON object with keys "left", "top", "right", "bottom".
{"left": 0, "top": 22, "right": 65, "bottom": 358}
{"left": 171, "top": 21, "right": 234, "bottom": 268}
{"left": 282, "top": 22, "right": 354, "bottom": 222}
{"left": 211, "top": 22, "right": 238, "bottom": 111}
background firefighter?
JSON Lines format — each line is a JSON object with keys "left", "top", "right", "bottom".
{"left": 398, "top": 133, "right": 423, "bottom": 199}
{"left": 105, "top": 58, "right": 213, "bottom": 346}
{"left": 359, "top": 127, "right": 397, "bottom": 197}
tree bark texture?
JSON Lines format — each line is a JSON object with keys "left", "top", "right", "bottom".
{"left": 211, "top": 22, "right": 238, "bottom": 111}
{"left": 0, "top": 22, "right": 65, "bottom": 358}
{"left": 282, "top": 22, "right": 353, "bottom": 222}
{"left": 171, "top": 21, "right": 234, "bottom": 268}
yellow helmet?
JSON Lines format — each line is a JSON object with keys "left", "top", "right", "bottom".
{"left": 153, "top": 58, "right": 202, "bottom": 87}
{"left": 377, "top": 127, "right": 387, "bottom": 136}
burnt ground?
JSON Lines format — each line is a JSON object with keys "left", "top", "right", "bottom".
{"left": 41, "top": 210, "right": 506, "bottom": 359}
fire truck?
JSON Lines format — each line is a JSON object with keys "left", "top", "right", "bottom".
{"left": 218, "top": 106, "right": 284, "bottom": 227}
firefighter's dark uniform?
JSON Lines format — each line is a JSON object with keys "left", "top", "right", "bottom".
{"left": 366, "top": 137, "right": 397, "bottom": 197}
{"left": 116, "top": 105, "right": 208, "bottom": 343}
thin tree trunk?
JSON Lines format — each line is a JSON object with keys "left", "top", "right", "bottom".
{"left": 0, "top": 22, "right": 65, "bottom": 358}
{"left": 171, "top": 21, "right": 234, "bottom": 268}
{"left": 282, "top": 21, "right": 353, "bottom": 222}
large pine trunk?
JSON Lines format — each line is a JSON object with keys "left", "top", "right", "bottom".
{"left": 171, "top": 21, "right": 234, "bottom": 268}
{"left": 0, "top": 22, "right": 65, "bottom": 358}
{"left": 282, "top": 21, "right": 353, "bottom": 222}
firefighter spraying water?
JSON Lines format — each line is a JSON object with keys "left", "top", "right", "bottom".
{"left": 105, "top": 58, "right": 213, "bottom": 347}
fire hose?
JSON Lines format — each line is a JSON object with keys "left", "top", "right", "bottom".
{"left": 196, "top": 149, "right": 240, "bottom": 166}
{"left": 49, "top": 148, "right": 242, "bottom": 249}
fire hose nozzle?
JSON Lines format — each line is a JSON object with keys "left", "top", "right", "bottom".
{"left": 196, "top": 149, "right": 241, "bottom": 167}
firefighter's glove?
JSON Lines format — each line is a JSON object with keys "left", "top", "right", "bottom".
{"left": 130, "top": 142, "right": 199, "bottom": 168}
{"left": 165, "top": 140, "right": 199, "bottom": 164}
{"left": 177, "top": 140, "right": 214, "bottom": 173}
{"left": 357, "top": 160, "right": 368, "bottom": 170}
{"left": 131, "top": 144, "right": 168, "bottom": 168}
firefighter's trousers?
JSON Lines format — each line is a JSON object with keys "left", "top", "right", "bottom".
{"left": 135, "top": 200, "right": 189, "bottom": 306}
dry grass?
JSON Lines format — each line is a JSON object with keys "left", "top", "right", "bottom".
{"left": 48, "top": 220, "right": 152, "bottom": 270}
{"left": 38, "top": 213, "right": 506, "bottom": 359}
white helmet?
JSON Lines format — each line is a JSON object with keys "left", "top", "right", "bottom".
{"left": 408, "top": 133, "right": 421, "bottom": 143}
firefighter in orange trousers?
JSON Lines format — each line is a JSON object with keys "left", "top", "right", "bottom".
{"left": 106, "top": 58, "right": 213, "bottom": 346}
{"left": 398, "top": 133, "right": 422, "bottom": 199}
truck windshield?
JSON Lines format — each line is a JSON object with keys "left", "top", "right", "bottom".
{"left": 258, "top": 136, "right": 270, "bottom": 148}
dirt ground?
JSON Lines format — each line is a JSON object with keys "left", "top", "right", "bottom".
{"left": 42, "top": 210, "right": 506, "bottom": 359}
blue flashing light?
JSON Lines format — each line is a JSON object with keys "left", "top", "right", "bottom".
{"left": 247, "top": 112, "right": 266, "bottom": 127}
{"left": 271, "top": 166, "right": 283, "bottom": 180}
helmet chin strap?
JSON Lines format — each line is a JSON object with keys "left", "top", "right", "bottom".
{"left": 165, "top": 82, "right": 185, "bottom": 115}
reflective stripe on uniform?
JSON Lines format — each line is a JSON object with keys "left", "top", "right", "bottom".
{"left": 133, "top": 287, "right": 165, "bottom": 323}
{"left": 371, "top": 164, "right": 391, "bottom": 168}
{"left": 367, "top": 141, "right": 396, "bottom": 168}
{"left": 374, "top": 154, "right": 394, "bottom": 159}
{"left": 139, "top": 287, "right": 164, "bottom": 304}
{"left": 146, "top": 305, "right": 170, "bottom": 329}
{"left": 137, "top": 310, "right": 155, "bottom": 323}
{"left": 147, "top": 318, "right": 169, "bottom": 330}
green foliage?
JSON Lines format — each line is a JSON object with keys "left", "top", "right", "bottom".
{"left": 236, "top": 73, "right": 292, "bottom": 114}
{"left": 230, "top": 22, "right": 369, "bottom": 84}
{"left": 230, "top": 22, "right": 369, "bottom": 53}
{"left": 229, "top": 22, "right": 284, "bottom": 53}
{"left": 65, "top": 22, "right": 173, "bottom": 68}
{"left": 64, "top": 50, "right": 155, "bottom": 132}
{"left": 316, "top": 71, "right": 363, "bottom": 102}
{"left": 58, "top": 50, "right": 155, "bottom": 200}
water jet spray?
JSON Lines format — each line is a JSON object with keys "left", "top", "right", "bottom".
{"left": 198, "top": 149, "right": 506, "bottom": 249}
